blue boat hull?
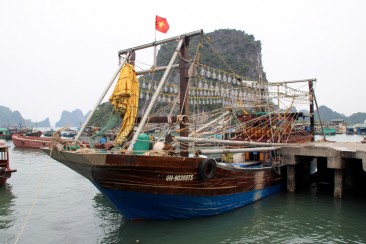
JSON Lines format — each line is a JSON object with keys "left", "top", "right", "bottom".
{"left": 43, "top": 149, "right": 285, "bottom": 220}
{"left": 93, "top": 182, "right": 283, "bottom": 220}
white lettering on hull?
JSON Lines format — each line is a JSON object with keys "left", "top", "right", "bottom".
{"left": 166, "top": 175, "right": 194, "bottom": 181}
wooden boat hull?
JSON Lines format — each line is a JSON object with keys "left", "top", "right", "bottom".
{"left": 0, "top": 169, "right": 14, "bottom": 185}
{"left": 94, "top": 182, "right": 282, "bottom": 220}
{"left": 0, "top": 144, "right": 16, "bottom": 185}
{"left": 44, "top": 148, "right": 285, "bottom": 220}
{"left": 12, "top": 134, "right": 52, "bottom": 149}
{"left": 0, "top": 134, "right": 12, "bottom": 140}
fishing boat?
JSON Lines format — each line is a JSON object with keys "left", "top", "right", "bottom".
{"left": 315, "top": 127, "right": 336, "bottom": 136}
{"left": 12, "top": 134, "right": 53, "bottom": 149}
{"left": 233, "top": 112, "right": 313, "bottom": 143}
{"left": 12, "top": 128, "right": 43, "bottom": 137}
{"left": 60, "top": 128, "right": 78, "bottom": 138}
{"left": 346, "top": 127, "right": 354, "bottom": 135}
{"left": 0, "top": 128, "right": 12, "bottom": 140}
{"left": 42, "top": 129, "right": 56, "bottom": 137}
{"left": 23, "top": 130, "right": 43, "bottom": 137}
{"left": 12, "top": 130, "right": 108, "bottom": 149}
{"left": 0, "top": 140, "right": 17, "bottom": 185}
{"left": 43, "top": 30, "right": 316, "bottom": 220}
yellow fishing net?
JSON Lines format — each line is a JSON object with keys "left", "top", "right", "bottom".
{"left": 109, "top": 63, "right": 139, "bottom": 145}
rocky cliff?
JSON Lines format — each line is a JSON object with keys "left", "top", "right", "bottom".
{"left": 55, "top": 109, "right": 87, "bottom": 127}
{"left": 0, "top": 105, "right": 51, "bottom": 127}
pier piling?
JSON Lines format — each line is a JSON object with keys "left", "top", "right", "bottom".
{"left": 334, "top": 169, "right": 344, "bottom": 198}
{"left": 287, "top": 165, "right": 296, "bottom": 192}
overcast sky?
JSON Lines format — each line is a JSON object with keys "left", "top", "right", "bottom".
{"left": 1, "top": 0, "right": 365, "bottom": 127}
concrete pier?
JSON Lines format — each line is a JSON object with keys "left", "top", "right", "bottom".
{"left": 281, "top": 141, "right": 366, "bottom": 198}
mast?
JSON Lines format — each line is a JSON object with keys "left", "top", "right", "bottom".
{"left": 126, "top": 40, "right": 185, "bottom": 152}
{"left": 126, "top": 30, "right": 203, "bottom": 153}
{"left": 179, "top": 36, "right": 190, "bottom": 157}
{"left": 308, "top": 79, "right": 315, "bottom": 141}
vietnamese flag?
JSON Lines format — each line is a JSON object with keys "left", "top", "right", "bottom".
{"left": 155, "top": 15, "right": 169, "bottom": 33}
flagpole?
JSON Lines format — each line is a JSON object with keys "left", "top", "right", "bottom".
{"left": 154, "top": 16, "right": 157, "bottom": 67}
{"left": 154, "top": 17, "right": 157, "bottom": 42}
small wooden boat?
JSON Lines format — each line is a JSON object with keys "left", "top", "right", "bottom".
{"left": 12, "top": 132, "right": 109, "bottom": 149}
{"left": 43, "top": 129, "right": 56, "bottom": 137}
{"left": 12, "top": 128, "right": 43, "bottom": 137}
{"left": 23, "top": 130, "right": 43, "bottom": 137}
{"left": 61, "top": 129, "right": 77, "bottom": 138}
{"left": 346, "top": 127, "right": 354, "bottom": 135}
{"left": 315, "top": 127, "right": 336, "bottom": 136}
{"left": 0, "top": 140, "right": 17, "bottom": 185}
{"left": 0, "top": 128, "right": 12, "bottom": 140}
{"left": 12, "top": 134, "right": 53, "bottom": 149}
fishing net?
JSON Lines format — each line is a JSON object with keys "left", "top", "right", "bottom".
{"left": 89, "top": 112, "right": 121, "bottom": 148}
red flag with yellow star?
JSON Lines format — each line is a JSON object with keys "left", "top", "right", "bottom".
{"left": 155, "top": 15, "right": 169, "bottom": 33}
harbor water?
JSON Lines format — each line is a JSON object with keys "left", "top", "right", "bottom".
{"left": 1, "top": 135, "right": 366, "bottom": 243}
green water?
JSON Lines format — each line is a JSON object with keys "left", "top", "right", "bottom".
{"left": 1, "top": 135, "right": 366, "bottom": 243}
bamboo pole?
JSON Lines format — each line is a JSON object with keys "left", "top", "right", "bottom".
{"left": 174, "top": 136, "right": 299, "bottom": 147}
{"left": 74, "top": 52, "right": 131, "bottom": 142}
{"left": 269, "top": 78, "right": 317, "bottom": 85}
{"left": 136, "top": 64, "right": 179, "bottom": 75}
{"left": 118, "top": 30, "right": 203, "bottom": 56}
{"left": 127, "top": 39, "right": 185, "bottom": 152}
{"left": 196, "top": 147, "right": 280, "bottom": 155}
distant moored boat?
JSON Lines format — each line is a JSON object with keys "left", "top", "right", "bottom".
{"left": 0, "top": 128, "right": 12, "bottom": 140}
{"left": 0, "top": 140, "right": 17, "bottom": 185}
{"left": 12, "top": 134, "right": 53, "bottom": 149}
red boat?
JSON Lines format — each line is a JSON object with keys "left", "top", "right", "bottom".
{"left": 0, "top": 141, "right": 17, "bottom": 185}
{"left": 11, "top": 134, "right": 53, "bottom": 149}
{"left": 11, "top": 133, "right": 110, "bottom": 149}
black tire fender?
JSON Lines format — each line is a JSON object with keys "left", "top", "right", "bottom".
{"left": 272, "top": 164, "right": 281, "bottom": 175}
{"left": 199, "top": 158, "right": 217, "bottom": 180}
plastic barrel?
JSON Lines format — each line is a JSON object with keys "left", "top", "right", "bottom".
{"left": 133, "top": 134, "right": 150, "bottom": 154}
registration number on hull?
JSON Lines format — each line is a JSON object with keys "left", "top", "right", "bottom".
{"left": 166, "top": 175, "right": 194, "bottom": 181}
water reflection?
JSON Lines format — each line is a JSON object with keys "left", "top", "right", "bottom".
{"left": 92, "top": 190, "right": 287, "bottom": 243}
{"left": 274, "top": 187, "right": 366, "bottom": 243}
{"left": 0, "top": 184, "right": 16, "bottom": 240}
{"left": 92, "top": 193, "right": 125, "bottom": 243}
{"left": 12, "top": 146, "right": 45, "bottom": 156}
{"left": 92, "top": 188, "right": 366, "bottom": 243}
